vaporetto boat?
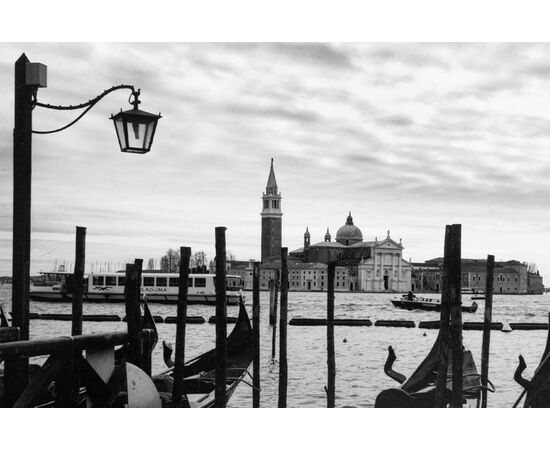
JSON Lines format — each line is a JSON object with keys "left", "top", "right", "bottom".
{"left": 30, "top": 271, "right": 244, "bottom": 305}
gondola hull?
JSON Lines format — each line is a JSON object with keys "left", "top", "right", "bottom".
{"left": 156, "top": 301, "right": 254, "bottom": 408}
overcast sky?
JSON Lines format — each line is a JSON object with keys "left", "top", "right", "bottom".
{"left": 1, "top": 43, "right": 550, "bottom": 277}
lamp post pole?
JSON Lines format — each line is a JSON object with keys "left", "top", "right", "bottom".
{"left": 6, "top": 54, "right": 33, "bottom": 405}
{"left": 6, "top": 53, "right": 160, "bottom": 406}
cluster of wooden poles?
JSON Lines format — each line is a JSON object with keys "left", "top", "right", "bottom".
{"left": 2, "top": 223, "right": 498, "bottom": 407}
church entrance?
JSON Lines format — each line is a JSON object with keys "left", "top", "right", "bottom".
{"left": 383, "top": 275, "right": 389, "bottom": 290}
{"left": 307, "top": 281, "right": 311, "bottom": 290}
{"left": 350, "top": 282, "right": 354, "bottom": 291}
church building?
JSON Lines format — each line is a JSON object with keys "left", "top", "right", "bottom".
{"left": 288, "top": 213, "right": 411, "bottom": 292}
{"left": 259, "top": 159, "right": 411, "bottom": 292}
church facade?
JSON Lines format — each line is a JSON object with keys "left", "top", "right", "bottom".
{"left": 288, "top": 213, "right": 411, "bottom": 292}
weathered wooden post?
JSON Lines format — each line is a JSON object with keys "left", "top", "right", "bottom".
{"left": 481, "top": 254, "right": 495, "bottom": 408}
{"left": 271, "top": 271, "right": 279, "bottom": 359}
{"left": 435, "top": 225, "right": 453, "bottom": 407}
{"left": 434, "top": 224, "right": 463, "bottom": 408}
{"left": 215, "top": 227, "right": 227, "bottom": 408}
{"left": 278, "top": 248, "right": 288, "bottom": 408}
{"left": 326, "top": 262, "right": 336, "bottom": 408}
{"left": 253, "top": 261, "right": 261, "bottom": 408}
{"left": 269, "top": 277, "right": 278, "bottom": 325}
{"left": 124, "top": 260, "right": 143, "bottom": 368}
{"left": 448, "top": 225, "right": 463, "bottom": 408}
{"left": 71, "top": 226, "right": 86, "bottom": 336}
{"left": 172, "top": 246, "right": 191, "bottom": 408}
{"left": 6, "top": 54, "right": 34, "bottom": 405}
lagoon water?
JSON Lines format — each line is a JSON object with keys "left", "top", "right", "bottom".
{"left": 1, "top": 284, "right": 549, "bottom": 407}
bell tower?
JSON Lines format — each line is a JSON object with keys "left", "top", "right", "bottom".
{"left": 261, "top": 159, "right": 282, "bottom": 263}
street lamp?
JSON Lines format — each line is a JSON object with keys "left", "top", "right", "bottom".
{"left": 111, "top": 89, "right": 161, "bottom": 154}
{"left": 8, "top": 53, "right": 161, "bottom": 404}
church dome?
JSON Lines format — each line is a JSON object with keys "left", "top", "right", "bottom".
{"left": 335, "top": 212, "right": 363, "bottom": 246}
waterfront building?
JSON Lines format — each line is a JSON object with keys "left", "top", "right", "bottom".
{"left": 411, "top": 258, "right": 544, "bottom": 294}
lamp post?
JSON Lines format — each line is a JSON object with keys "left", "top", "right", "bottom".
{"left": 6, "top": 53, "right": 161, "bottom": 405}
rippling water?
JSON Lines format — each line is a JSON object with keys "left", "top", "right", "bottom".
{"left": 1, "top": 284, "right": 549, "bottom": 407}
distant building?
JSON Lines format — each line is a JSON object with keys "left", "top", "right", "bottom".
{"left": 289, "top": 212, "right": 411, "bottom": 292}
{"left": 411, "top": 258, "right": 544, "bottom": 294}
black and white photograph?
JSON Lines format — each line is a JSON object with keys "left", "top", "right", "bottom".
{"left": 2, "top": 7, "right": 550, "bottom": 441}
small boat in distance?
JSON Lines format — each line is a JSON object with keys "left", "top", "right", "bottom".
{"left": 461, "top": 287, "right": 486, "bottom": 300}
{"left": 30, "top": 271, "right": 244, "bottom": 305}
{"left": 391, "top": 292, "right": 478, "bottom": 313}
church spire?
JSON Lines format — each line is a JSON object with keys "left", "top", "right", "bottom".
{"left": 266, "top": 158, "right": 278, "bottom": 195}
{"left": 325, "top": 227, "right": 331, "bottom": 242}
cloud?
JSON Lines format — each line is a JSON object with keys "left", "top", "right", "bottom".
{"left": 2, "top": 43, "right": 550, "bottom": 277}
{"left": 266, "top": 43, "right": 355, "bottom": 70}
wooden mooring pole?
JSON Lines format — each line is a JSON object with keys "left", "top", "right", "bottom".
{"left": 278, "top": 248, "right": 288, "bottom": 408}
{"left": 481, "top": 254, "right": 495, "bottom": 408}
{"left": 172, "top": 246, "right": 191, "bottom": 408}
{"left": 448, "top": 225, "right": 463, "bottom": 408}
{"left": 124, "top": 260, "right": 143, "bottom": 368}
{"left": 6, "top": 54, "right": 34, "bottom": 406}
{"left": 271, "top": 271, "right": 279, "bottom": 359}
{"left": 326, "top": 262, "right": 336, "bottom": 408}
{"left": 71, "top": 226, "right": 86, "bottom": 336}
{"left": 215, "top": 227, "right": 227, "bottom": 408}
{"left": 252, "top": 261, "right": 261, "bottom": 408}
{"left": 269, "top": 276, "right": 278, "bottom": 325}
{"left": 435, "top": 224, "right": 462, "bottom": 407}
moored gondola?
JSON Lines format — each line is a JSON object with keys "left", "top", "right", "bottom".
{"left": 375, "top": 326, "right": 493, "bottom": 407}
{"left": 155, "top": 300, "right": 254, "bottom": 407}
{"left": 513, "top": 313, "right": 550, "bottom": 407}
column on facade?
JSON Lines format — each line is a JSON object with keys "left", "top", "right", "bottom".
{"left": 398, "top": 254, "right": 402, "bottom": 290}
{"left": 380, "top": 252, "right": 384, "bottom": 291}
{"left": 391, "top": 253, "right": 396, "bottom": 290}
{"left": 373, "top": 251, "right": 377, "bottom": 292}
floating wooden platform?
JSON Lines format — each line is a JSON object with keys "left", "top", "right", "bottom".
{"left": 163, "top": 316, "right": 206, "bottom": 324}
{"left": 208, "top": 316, "right": 239, "bottom": 324}
{"left": 509, "top": 322, "right": 549, "bottom": 330}
{"left": 38, "top": 314, "right": 122, "bottom": 322}
{"left": 374, "top": 320, "right": 415, "bottom": 328}
{"left": 289, "top": 318, "right": 373, "bottom": 326}
{"left": 418, "top": 321, "right": 504, "bottom": 330}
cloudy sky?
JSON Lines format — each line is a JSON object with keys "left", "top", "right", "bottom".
{"left": 1, "top": 43, "right": 550, "bottom": 277}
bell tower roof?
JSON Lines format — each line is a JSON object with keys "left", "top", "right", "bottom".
{"left": 265, "top": 158, "right": 278, "bottom": 194}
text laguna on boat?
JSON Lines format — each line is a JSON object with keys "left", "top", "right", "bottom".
{"left": 391, "top": 292, "right": 478, "bottom": 313}
{"left": 30, "top": 271, "right": 244, "bottom": 305}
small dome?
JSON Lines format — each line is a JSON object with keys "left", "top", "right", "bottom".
{"left": 335, "top": 212, "right": 363, "bottom": 246}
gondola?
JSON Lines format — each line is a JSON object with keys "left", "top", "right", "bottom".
{"left": 0, "top": 299, "right": 159, "bottom": 408}
{"left": 155, "top": 300, "right": 253, "bottom": 407}
{"left": 513, "top": 313, "right": 550, "bottom": 407}
{"left": 375, "top": 324, "right": 493, "bottom": 407}
{"left": 391, "top": 294, "right": 478, "bottom": 313}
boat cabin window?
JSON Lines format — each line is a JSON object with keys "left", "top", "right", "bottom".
{"left": 194, "top": 277, "right": 206, "bottom": 288}
{"left": 156, "top": 277, "right": 167, "bottom": 287}
{"left": 143, "top": 277, "right": 155, "bottom": 287}
{"left": 117, "top": 276, "right": 125, "bottom": 286}
{"left": 169, "top": 277, "right": 179, "bottom": 287}
{"left": 105, "top": 276, "right": 117, "bottom": 286}
{"left": 93, "top": 276, "right": 104, "bottom": 286}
